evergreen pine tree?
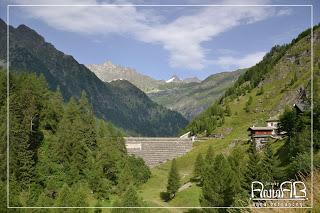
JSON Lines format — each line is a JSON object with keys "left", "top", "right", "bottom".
{"left": 166, "top": 159, "right": 181, "bottom": 199}
{"left": 117, "top": 162, "right": 134, "bottom": 194}
{"left": 40, "top": 88, "right": 64, "bottom": 132}
{"left": 78, "top": 91, "right": 97, "bottom": 150}
{"left": 9, "top": 74, "right": 44, "bottom": 186}
{"left": 200, "top": 154, "right": 236, "bottom": 209}
{"left": 112, "top": 185, "right": 146, "bottom": 213}
{"left": 243, "top": 141, "right": 261, "bottom": 192}
{"left": 55, "top": 97, "right": 90, "bottom": 184}
{"left": 260, "top": 145, "right": 279, "bottom": 184}
{"left": 55, "top": 183, "right": 88, "bottom": 212}
{"left": 205, "top": 145, "right": 214, "bottom": 164}
{"left": 228, "top": 147, "right": 247, "bottom": 195}
{"left": 193, "top": 153, "right": 204, "bottom": 181}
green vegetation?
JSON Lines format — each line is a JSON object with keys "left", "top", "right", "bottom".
{"left": 0, "top": 71, "right": 150, "bottom": 209}
{"left": 224, "top": 24, "right": 320, "bottom": 100}
{"left": 148, "top": 70, "right": 244, "bottom": 120}
{"left": 112, "top": 186, "right": 146, "bottom": 213}
{"left": 0, "top": 20, "right": 319, "bottom": 212}
{"left": 138, "top": 25, "right": 320, "bottom": 210}
{"left": 244, "top": 96, "right": 253, "bottom": 113}
{"left": 186, "top": 103, "right": 225, "bottom": 136}
{"left": 166, "top": 159, "right": 181, "bottom": 200}
{"left": 193, "top": 153, "right": 204, "bottom": 181}
{"left": 200, "top": 153, "right": 236, "bottom": 208}
{"left": 186, "top": 24, "right": 320, "bottom": 137}
{"left": 278, "top": 107, "right": 313, "bottom": 177}
{"left": 256, "top": 86, "right": 264, "bottom": 96}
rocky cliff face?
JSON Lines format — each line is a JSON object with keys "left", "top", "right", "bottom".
{"left": 0, "top": 19, "right": 188, "bottom": 136}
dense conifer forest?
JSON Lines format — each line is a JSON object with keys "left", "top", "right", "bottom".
{"left": 0, "top": 70, "right": 150, "bottom": 210}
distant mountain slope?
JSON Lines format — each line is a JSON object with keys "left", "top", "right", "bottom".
{"left": 0, "top": 19, "right": 188, "bottom": 136}
{"left": 148, "top": 70, "right": 244, "bottom": 120}
{"left": 187, "top": 25, "right": 319, "bottom": 136}
{"left": 87, "top": 61, "right": 164, "bottom": 92}
{"left": 87, "top": 61, "right": 201, "bottom": 93}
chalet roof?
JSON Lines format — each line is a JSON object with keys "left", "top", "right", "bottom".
{"left": 248, "top": 126, "right": 275, "bottom": 131}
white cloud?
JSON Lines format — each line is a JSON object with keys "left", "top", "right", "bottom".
{"left": 214, "top": 51, "right": 266, "bottom": 69}
{"left": 12, "top": 0, "right": 289, "bottom": 70}
{"left": 16, "top": 0, "right": 155, "bottom": 35}
{"left": 136, "top": 5, "right": 275, "bottom": 69}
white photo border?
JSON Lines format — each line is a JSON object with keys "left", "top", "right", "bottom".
{"left": 6, "top": 3, "right": 314, "bottom": 209}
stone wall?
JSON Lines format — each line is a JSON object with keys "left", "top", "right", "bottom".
{"left": 125, "top": 137, "right": 193, "bottom": 167}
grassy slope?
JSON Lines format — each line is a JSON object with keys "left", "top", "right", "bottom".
{"left": 138, "top": 28, "right": 318, "bottom": 211}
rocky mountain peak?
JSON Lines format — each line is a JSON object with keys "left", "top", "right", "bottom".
{"left": 101, "top": 60, "right": 116, "bottom": 68}
{"left": 15, "top": 24, "right": 45, "bottom": 44}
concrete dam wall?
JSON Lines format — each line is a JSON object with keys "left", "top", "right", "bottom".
{"left": 125, "top": 137, "right": 193, "bottom": 167}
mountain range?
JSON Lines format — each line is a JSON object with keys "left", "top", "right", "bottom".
{"left": 86, "top": 61, "right": 201, "bottom": 92}
{"left": 87, "top": 60, "right": 242, "bottom": 120}
{"left": 148, "top": 70, "right": 244, "bottom": 120}
{"left": 86, "top": 61, "right": 164, "bottom": 92}
{"left": 0, "top": 19, "right": 188, "bottom": 136}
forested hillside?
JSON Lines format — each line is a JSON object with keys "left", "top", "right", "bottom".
{"left": 0, "top": 70, "right": 151, "bottom": 209}
{"left": 186, "top": 25, "right": 319, "bottom": 137}
{"left": 0, "top": 19, "right": 188, "bottom": 137}
{"left": 138, "top": 25, "right": 320, "bottom": 210}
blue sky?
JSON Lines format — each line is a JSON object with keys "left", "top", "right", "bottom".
{"left": 0, "top": 0, "right": 319, "bottom": 80}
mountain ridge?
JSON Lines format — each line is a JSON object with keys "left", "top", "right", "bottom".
{"left": 149, "top": 69, "right": 244, "bottom": 120}
{"left": 186, "top": 25, "right": 319, "bottom": 136}
{"left": 87, "top": 60, "right": 202, "bottom": 92}
{"left": 0, "top": 19, "right": 188, "bottom": 136}
{"left": 86, "top": 61, "right": 164, "bottom": 92}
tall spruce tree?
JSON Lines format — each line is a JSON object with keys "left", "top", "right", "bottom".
{"left": 112, "top": 185, "right": 146, "bottom": 213}
{"left": 260, "top": 145, "right": 279, "bottom": 184}
{"left": 9, "top": 74, "right": 45, "bottom": 186}
{"left": 193, "top": 153, "right": 204, "bottom": 181}
{"left": 205, "top": 145, "right": 214, "bottom": 164}
{"left": 117, "top": 162, "right": 134, "bottom": 194}
{"left": 78, "top": 91, "right": 97, "bottom": 150}
{"left": 228, "top": 147, "right": 247, "bottom": 195}
{"left": 243, "top": 141, "right": 261, "bottom": 192}
{"left": 166, "top": 159, "right": 181, "bottom": 199}
{"left": 200, "top": 154, "right": 236, "bottom": 209}
{"left": 40, "top": 88, "right": 64, "bottom": 133}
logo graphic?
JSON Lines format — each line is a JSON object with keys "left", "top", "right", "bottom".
{"left": 251, "top": 181, "right": 308, "bottom": 207}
